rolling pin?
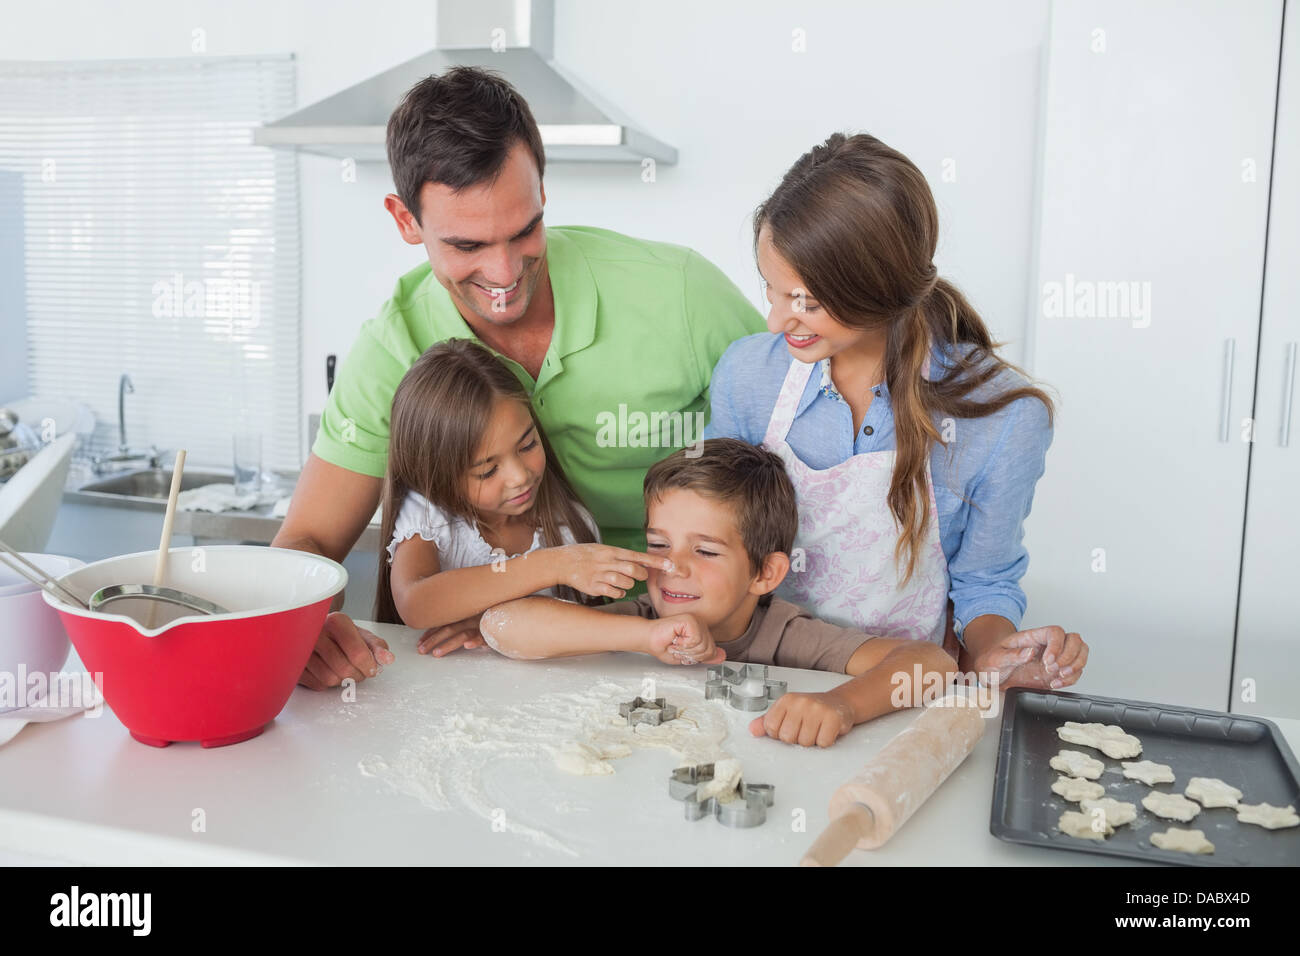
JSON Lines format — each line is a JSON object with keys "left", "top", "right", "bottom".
{"left": 801, "top": 694, "right": 987, "bottom": 866}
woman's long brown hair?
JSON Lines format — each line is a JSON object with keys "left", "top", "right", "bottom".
{"left": 373, "top": 338, "right": 598, "bottom": 625}
{"left": 755, "top": 132, "right": 1056, "bottom": 588}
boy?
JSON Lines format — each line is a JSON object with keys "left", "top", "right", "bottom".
{"left": 480, "top": 439, "right": 956, "bottom": 747}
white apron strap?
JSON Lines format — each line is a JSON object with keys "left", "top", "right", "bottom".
{"left": 762, "top": 358, "right": 816, "bottom": 448}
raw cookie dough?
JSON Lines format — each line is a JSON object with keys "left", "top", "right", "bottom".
{"left": 1056, "top": 721, "right": 1142, "bottom": 759}
{"left": 1150, "top": 827, "right": 1215, "bottom": 855}
{"left": 1052, "top": 775, "right": 1106, "bottom": 802}
{"left": 1235, "top": 802, "right": 1300, "bottom": 829}
{"left": 1142, "top": 790, "right": 1201, "bottom": 822}
{"left": 1080, "top": 796, "right": 1138, "bottom": 827}
{"left": 1121, "top": 759, "right": 1175, "bottom": 786}
{"left": 1050, "top": 749, "right": 1105, "bottom": 780}
{"left": 696, "top": 757, "right": 743, "bottom": 803}
{"left": 1184, "top": 776, "right": 1243, "bottom": 808}
{"left": 1058, "top": 809, "right": 1112, "bottom": 840}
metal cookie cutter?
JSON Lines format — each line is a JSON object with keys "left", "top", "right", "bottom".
{"left": 618, "top": 696, "right": 678, "bottom": 726}
{"left": 668, "top": 763, "right": 775, "bottom": 828}
{"left": 705, "top": 663, "right": 787, "bottom": 711}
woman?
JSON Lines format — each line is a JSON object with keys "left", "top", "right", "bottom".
{"left": 706, "top": 132, "right": 1087, "bottom": 691}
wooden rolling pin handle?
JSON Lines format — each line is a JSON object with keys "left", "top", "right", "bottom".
{"left": 799, "top": 804, "right": 874, "bottom": 867}
{"left": 817, "top": 696, "right": 987, "bottom": 860}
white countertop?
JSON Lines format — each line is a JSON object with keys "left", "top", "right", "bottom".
{"left": 3, "top": 621, "right": 1296, "bottom": 866}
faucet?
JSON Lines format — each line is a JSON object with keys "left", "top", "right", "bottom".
{"left": 90, "top": 373, "right": 163, "bottom": 475}
{"left": 118, "top": 373, "right": 133, "bottom": 451}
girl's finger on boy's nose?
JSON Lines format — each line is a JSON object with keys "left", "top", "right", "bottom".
{"left": 612, "top": 561, "right": 648, "bottom": 581}
{"left": 620, "top": 550, "right": 674, "bottom": 572}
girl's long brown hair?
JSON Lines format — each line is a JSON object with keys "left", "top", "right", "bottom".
{"left": 755, "top": 132, "right": 1056, "bottom": 588}
{"left": 374, "top": 338, "right": 598, "bottom": 625}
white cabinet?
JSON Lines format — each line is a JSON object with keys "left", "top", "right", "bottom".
{"left": 1023, "top": 0, "right": 1284, "bottom": 709}
{"left": 1233, "top": 5, "right": 1300, "bottom": 720}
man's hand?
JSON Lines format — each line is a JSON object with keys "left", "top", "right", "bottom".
{"left": 417, "top": 613, "right": 488, "bottom": 657}
{"left": 971, "top": 625, "right": 1088, "bottom": 690}
{"left": 749, "top": 692, "right": 855, "bottom": 748}
{"left": 299, "top": 612, "right": 395, "bottom": 690}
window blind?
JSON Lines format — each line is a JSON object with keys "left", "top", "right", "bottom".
{"left": 0, "top": 54, "right": 301, "bottom": 473}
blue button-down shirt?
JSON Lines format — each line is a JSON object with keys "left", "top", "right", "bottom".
{"left": 704, "top": 332, "right": 1054, "bottom": 634}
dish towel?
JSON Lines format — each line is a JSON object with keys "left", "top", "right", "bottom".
{"left": 271, "top": 495, "right": 382, "bottom": 526}
{"left": 178, "top": 482, "right": 282, "bottom": 513}
{"left": 0, "top": 679, "right": 104, "bottom": 747}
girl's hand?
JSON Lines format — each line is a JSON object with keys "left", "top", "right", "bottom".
{"left": 971, "top": 625, "right": 1088, "bottom": 690}
{"left": 417, "top": 613, "right": 488, "bottom": 657}
{"left": 646, "top": 613, "right": 724, "bottom": 666}
{"left": 749, "top": 692, "right": 855, "bottom": 748}
{"left": 555, "top": 544, "right": 673, "bottom": 599}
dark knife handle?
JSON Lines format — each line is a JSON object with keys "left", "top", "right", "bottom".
{"left": 326, "top": 354, "right": 336, "bottom": 393}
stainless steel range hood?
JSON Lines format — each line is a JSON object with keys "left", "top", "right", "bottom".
{"left": 253, "top": 0, "right": 676, "bottom": 164}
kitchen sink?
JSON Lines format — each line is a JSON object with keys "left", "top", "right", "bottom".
{"left": 78, "top": 468, "right": 233, "bottom": 501}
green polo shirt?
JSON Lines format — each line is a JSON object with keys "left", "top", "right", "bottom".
{"left": 313, "top": 225, "right": 766, "bottom": 552}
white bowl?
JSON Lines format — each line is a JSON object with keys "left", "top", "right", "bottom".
{"left": 0, "top": 553, "right": 84, "bottom": 704}
{"left": 0, "top": 552, "right": 84, "bottom": 599}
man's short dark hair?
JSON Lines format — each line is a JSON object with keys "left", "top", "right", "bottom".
{"left": 386, "top": 66, "right": 546, "bottom": 225}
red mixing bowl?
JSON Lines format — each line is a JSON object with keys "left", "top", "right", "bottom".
{"left": 43, "top": 546, "right": 347, "bottom": 748}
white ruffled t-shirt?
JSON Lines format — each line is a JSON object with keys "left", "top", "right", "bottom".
{"left": 386, "top": 490, "right": 601, "bottom": 598}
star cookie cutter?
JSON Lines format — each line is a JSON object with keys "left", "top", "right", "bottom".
{"left": 618, "top": 696, "right": 678, "bottom": 726}
{"left": 705, "top": 663, "right": 787, "bottom": 711}
{"left": 668, "top": 763, "right": 775, "bottom": 828}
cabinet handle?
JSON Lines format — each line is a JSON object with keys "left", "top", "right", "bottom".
{"left": 1219, "top": 338, "right": 1236, "bottom": 443}
{"left": 1283, "top": 342, "right": 1297, "bottom": 448}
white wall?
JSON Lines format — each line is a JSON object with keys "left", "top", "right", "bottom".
{"left": 2, "top": 0, "right": 1051, "bottom": 446}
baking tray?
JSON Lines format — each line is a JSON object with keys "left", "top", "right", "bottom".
{"left": 990, "top": 688, "right": 1300, "bottom": 866}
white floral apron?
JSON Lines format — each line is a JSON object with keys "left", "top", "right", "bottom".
{"left": 763, "top": 356, "right": 949, "bottom": 641}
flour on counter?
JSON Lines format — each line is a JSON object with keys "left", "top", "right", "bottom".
{"left": 355, "top": 676, "right": 731, "bottom": 857}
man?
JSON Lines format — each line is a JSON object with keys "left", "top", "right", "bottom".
{"left": 272, "top": 67, "right": 766, "bottom": 689}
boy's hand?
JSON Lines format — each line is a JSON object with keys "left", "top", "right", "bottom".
{"left": 971, "top": 625, "right": 1088, "bottom": 690}
{"left": 749, "top": 691, "right": 855, "bottom": 748}
{"left": 555, "top": 544, "right": 672, "bottom": 599}
{"left": 417, "top": 613, "right": 488, "bottom": 657}
{"left": 646, "top": 613, "right": 725, "bottom": 666}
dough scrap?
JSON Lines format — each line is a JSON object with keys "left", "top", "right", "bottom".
{"left": 696, "top": 758, "right": 743, "bottom": 804}
{"left": 1056, "top": 721, "right": 1142, "bottom": 759}
{"left": 1080, "top": 796, "right": 1138, "bottom": 827}
{"left": 1142, "top": 790, "right": 1201, "bottom": 822}
{"left": 1235, "top": 802, "right": 1300, "bottom": 830}
{"left": 1184, "top": 777, "right": 1243, "bottom": 808}
{"left": 1058, "top": 809, "right": 1112, "bottom": 840}
{"left": 1049, "top": 749, "right": 1105, "bottom": 780}
{"left": 1150, "top": 827, "right": 1215, "bottom": 855}
{"left": 1121, "top": 759, "right": 1175, "bottom": 786}
{"left": 1051, "top": 775, "right": 1105, "bottom": 802}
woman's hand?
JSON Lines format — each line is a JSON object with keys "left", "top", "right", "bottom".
{"left": 646, "top": 613, "right": 724, "bottom": 666}
{"left": 971, "top": 625, "right": 1088, "bottom": 690}
{"left": 749, "top": 692, "right": 856, "bottom": 748}
{"left": 553, "top": 544, "right": 672, "bottom": 599}
{"left": 417, "top": 613, "right": 488, "bottom": 657}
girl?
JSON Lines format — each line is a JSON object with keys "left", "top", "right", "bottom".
{"left": 375, "top": 338, "right": 669, "bottom": 655}
{"left": 706, "top": 132, "right": 1088, "bottom": 693}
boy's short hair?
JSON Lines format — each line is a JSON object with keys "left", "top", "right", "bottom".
{"left": 643, "top": 439, "right": 798, "bottom": 572}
